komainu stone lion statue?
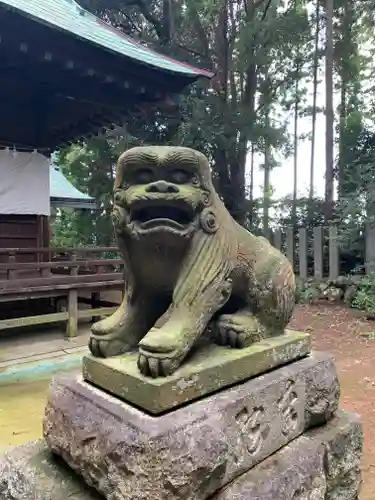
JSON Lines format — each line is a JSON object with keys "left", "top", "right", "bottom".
{"left": 89, "top": 146, "right": 295, "bottom": 377}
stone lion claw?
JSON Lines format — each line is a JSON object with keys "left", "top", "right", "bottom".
{"left": 89, "top": 334, "right": 132, "bottom": 358}
{"left": 137, "top": 325, "right": 191, "bottom": 378}
{"left": 137, "top": 349, "right": 181, "bottom": 378}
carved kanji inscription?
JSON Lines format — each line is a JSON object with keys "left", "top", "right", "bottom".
{"left": 235, "top": 405, "right": 270, "bottom": 455}
{"left": 277, "top": 379, "right": 299, "bottom": 437}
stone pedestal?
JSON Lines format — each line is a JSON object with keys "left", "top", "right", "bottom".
{"left": 0, "top": 343, "right": 363, "bottom": 500}
{"left": 0, "top": 412, "right": 362, "bottom": 500}
{"left": 41, "top": 352, "right": 340, "bottom": 500}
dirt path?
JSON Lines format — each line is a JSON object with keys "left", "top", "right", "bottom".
{"left": 290, "top": 304, "right": 375, "bottom": 500}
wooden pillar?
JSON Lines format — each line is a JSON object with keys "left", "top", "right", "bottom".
{"left": 7, "top": 251, "right": 17, "bottom": 280}
{"left": 285, "top": 227, "right": 295, "bottom": 271}
{"left": 273, "top": 229, "right": 282, "bottom": 252}
{"left": 298, "top": 228, "right": 308, "bottom": 280}
{"left": 313, "top": 226, "right": 324, "bottom": 279}
{"left": 328, "top": 226, "right": 339, "bottom": 280}
{"left": 66, "top": 252, "right": 78, "bottom": 338}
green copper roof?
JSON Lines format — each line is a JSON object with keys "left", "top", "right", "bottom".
{"left": 50, "top": 164, "right": 96, "bottom": 209}
{"left": 0, "top": 0, "right": 212, "bottom": 77}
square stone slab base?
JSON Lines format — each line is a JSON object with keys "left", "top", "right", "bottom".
{"left": 83, "top": 329, "right": 310, "bottom": 414}
{"left": 43, "top": 352, "right": 339, "bottom": 500}
{"left": 1, "top": 412, "right": 362, "bottom": 500}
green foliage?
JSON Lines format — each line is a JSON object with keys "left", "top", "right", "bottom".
{"left": 53, "top": 138, "right": 117, "bottom": 247}
{"left": 273, "top": 197, "right": 326, "bottom": 228}
{"left": 295, "top": 278, "right": 320, "bottom": 304}
{"left": 50, "top": 0, "right": 375, "bottom": 249}
{"left": 352, "top": 274, "right": 375, "bottom": 316}
{"left": 335, "top": 127, "right": 375, "bottom": 254}
{"left": 79, "top": 0, "right": 317, "bottom": 226}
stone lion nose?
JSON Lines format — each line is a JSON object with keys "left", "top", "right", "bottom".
{"left": 146, "top": 181, "right": 179, "bottom": 194}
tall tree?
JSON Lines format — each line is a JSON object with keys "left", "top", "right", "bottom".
{"left": 292, "top": 61, "right": 299, "bottom": 231}
{"left": 248, "top": 142, "right": 255, "bottom": 230}
{"left": 81, "top": 0, "right": 312, "bottom": 226}
{"left": 309, "top": 0, "right": 320, "bottom": 221}
{"left": 335, "top": 0, "right": 363, "bottom": 198}
{"left": 263, "top": 110, "right": 271, "bottom": 234}
{"left": 324, "top": 0, "right": 335, "bottom": 221}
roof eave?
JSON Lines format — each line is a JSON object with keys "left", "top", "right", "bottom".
{"left": 50, "top": 197, "right": 98, "bottom": 210}
{"left": 0, "top": 2, "right": 214, "bottom": 80}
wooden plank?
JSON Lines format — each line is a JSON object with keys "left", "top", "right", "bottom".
{"left": 313, "top": 226, "right": 324, "bottom": 279}
{"left": 67, "top": 253, "right": 78, "bottom": 338}
{"left": 273, "top": 229, "right": 282, "bottom": 251}
{"left": 0, "top": 272, "right": 124, "bottom": 292}
{"left": 7, "top": 251, "right": 17, "bottom": 280}
{"left": 0, "top": 258, "right": 124, "bottom": 271}
{"left": 0, "top": 280, "right": 125, "bottom": 301}
{"left": 0, "top": 311, "right": 68, "bottom": 331}
{"left": 67, "top": 290, "right": 78, "bottom": 338}
{"left": 78, "top": 307, "right": 118, "bottom": 319}
{"left": 0, "top": 246, "right": 119, "bottom": 255}
{"left": 298, "top": 228, "right": 308, "bottom": 279}
{"left": 0, "top": 326, "right": 90, "bottom": 362}
{"left": 285, "top": 227, "right": 294, "bottom": 269}
{"left": 328, "top": 226, "right": 339, "bottom": 280}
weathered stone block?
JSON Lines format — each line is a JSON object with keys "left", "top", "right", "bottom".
{"left": 310, "top": 413, "right": 363, "bottom": 500}
{"left": 43, "top": 352, "right": 339, "bottom": 500}
{"left": 213, "top": 411, "right": 362, "bottom": 500}
{"left": 0, "top": 441, "right": 101, "bottom": 500}
{"left": 1, "top": 412, "right": 361, "bottom": 500}
{"left": 83, "top": 330, "right": 310, "bottom": 414}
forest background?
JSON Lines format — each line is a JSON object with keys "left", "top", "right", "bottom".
{"left": 52, "top": 0, "right": 375, "bottom": 272}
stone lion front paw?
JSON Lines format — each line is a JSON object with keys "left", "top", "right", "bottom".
{"left": 137, "top": 327, "right": 187, "bottom": 377}
{"left": 89, "top": 334, "right": 132, "bottom": 358}
{"left": 91, "top": 316, "right": 111, "bottom": 335}
{"left": 137, "top": 348, "right": 182, "bottom": 378}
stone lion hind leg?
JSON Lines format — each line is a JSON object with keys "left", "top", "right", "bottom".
{"left": 215, "top": 262, "right": 295, "bottom": 349}
{"left": 215, "top": 309, "right": 267, "bottom": 348}
{"left": 89, "top": 292, "right": 165, "bottom": 358}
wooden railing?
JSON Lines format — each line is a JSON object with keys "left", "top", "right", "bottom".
{"left": 0, "top": 227, "right": 374, "bottom": 336}
{"left": 263, "top": 225, "right": 375, "bottom": 279}
{"left": 0, "top": 246, "right": 124, "bottom": 337}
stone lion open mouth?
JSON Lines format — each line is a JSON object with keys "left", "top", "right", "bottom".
{"left": 130, "top": 201, "right": 195, "bottom": 230}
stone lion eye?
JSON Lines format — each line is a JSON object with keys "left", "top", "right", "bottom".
{"left": 171, "top": 169, "right": 189, "bottom": 184}
{"left": 135, "top": 168, "right": 153, "bottom": 184}
{"left": 191, "top": 174, "right": 200, "bottom": 186}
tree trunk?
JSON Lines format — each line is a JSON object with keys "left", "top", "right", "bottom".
{"left": 309, "top": 0, "right": 320, "bottom": 223}
{"left": 338, "top": 82, "right": 347, "bottom": 198}
{"left": 263, "top": 111, "right": 271, "bottom": 234}
{"left": 292, "top": 61, "right": 300, "bottom": 231}
{"left": 338, "top": 0, "right": 354, "bottom": 199}
{"left": 249, "top": 143, "right": 255, "bottom": 230}
{"left": 324, "top": 0, "right": 335, "bottom": 221}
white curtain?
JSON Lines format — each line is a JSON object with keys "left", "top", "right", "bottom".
{"left": 0, "top": 149, "right": 50, "bottom": 215}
